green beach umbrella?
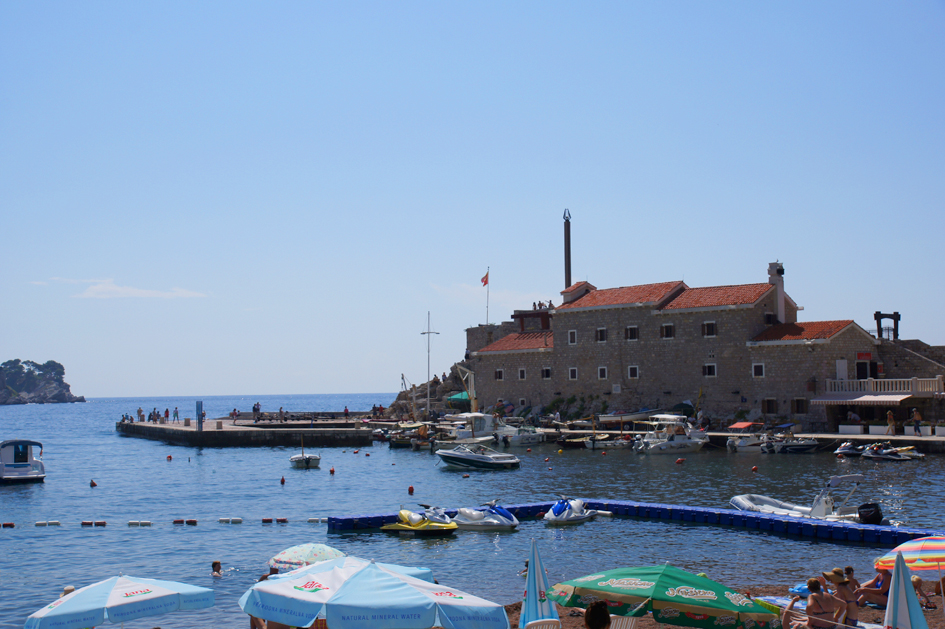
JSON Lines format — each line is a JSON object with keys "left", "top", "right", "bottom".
{"left": 548, "top": 565, "right": 777, "bottom": 629}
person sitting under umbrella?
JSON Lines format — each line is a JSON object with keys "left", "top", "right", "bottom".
{"left": 911, "top": 576, "right": 938, "bottom": 609}
{"left": 855, "top": 568, "right": 891, "bottom": 608}
{"left": 789, "top": 578, "right": 842, "bottom": 629}
{"left": 584, "top": 601, "right": 611, "bottom": 629}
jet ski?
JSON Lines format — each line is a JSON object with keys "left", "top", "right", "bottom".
{"left": 861, "top": 442, "right": 917, "bottom": 461}
{"left": 834, "top": 441, "right": 865, "bottom": 457}
{"left": 543, "top": 495, "right": 606, "bottom": 525}
{"left": 451, "top": 499, "right": 520, "bottom": 530}
{"left": 380, "top": 508, "right": 458, "bottom": 536}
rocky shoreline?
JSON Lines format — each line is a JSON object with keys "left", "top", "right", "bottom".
{"left": 0, "top": 359, "right": 85, "bottom": 405}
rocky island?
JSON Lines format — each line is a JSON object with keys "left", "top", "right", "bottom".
{"left": 0, "top": 359, "right": 85, "bottom": 405}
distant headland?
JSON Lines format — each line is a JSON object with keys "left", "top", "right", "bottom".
{"left": 0, "top": 359, "right": 85, "bottom": 405}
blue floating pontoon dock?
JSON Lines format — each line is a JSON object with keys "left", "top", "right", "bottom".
{"left": 327, "top": 499, "right": 944, "bottom": 546}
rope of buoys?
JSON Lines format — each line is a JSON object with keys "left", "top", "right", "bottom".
{"left": 276, "top": 517, "right": 288, "bottom": 523}
{"left": 262, "top": 518, "right": 273, "bottom": 524}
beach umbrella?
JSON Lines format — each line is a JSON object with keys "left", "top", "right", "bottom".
{"left": 519, "top": 539, "right": 559, "bottom": 628}
{"left": 269, "top": 556, "right": 435, "bottom": 583}
{"left": 883, "top": 551, "right": 929, "bottom": 629}
{"left": 239, "top": 558, "right": 508, "bottom": 629}
{"left": 548, "top": 565, "right": 777, "bottom": 629}
{"left": 25, "top": 575, "right": 213, "bottom": 629}
{"left": 875, "top": 537, "right": 945, "bottom": 573}
{"left": 269, "top": 542, "right": 346, "bottom": 571}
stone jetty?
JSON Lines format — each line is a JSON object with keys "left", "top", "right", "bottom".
{"left": 115, "top": 416, "right": 372, "bottom": 448}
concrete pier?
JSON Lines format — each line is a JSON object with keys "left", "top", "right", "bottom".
{"left": 115, "top": 417, "right": 372, "bottom": 448}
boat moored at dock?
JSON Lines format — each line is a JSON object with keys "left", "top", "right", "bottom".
{"left": 435, "top": 444, "right": 521, "bottom": 470}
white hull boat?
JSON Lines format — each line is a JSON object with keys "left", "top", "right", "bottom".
{"left": 760, "top": 437, "right": 819, "bottom": 454}
{"left": 634, "top": 415, "right": 707, "bottom": 454}
{"left": 0, "top": 440, "right": 45, "bottom": 483}
{"left": 436, "top": 444, "right": 521, "bottom": 470}
{"left": 289, "top": 437, "right": 320, "bottom": 468}
{"left": 725, "top": 422, "right": 767, "bottom": 453}
{"left": 730, "top": 474, "right": 887, "bottom": 524}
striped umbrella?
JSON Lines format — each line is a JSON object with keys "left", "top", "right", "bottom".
{"left": 269, "top": 543, "right": 345, "bottom": 572}
{"left": 875, "top": 537, "right": 945, "bottom": 573}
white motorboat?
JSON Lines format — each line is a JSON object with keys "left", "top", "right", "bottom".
{"left": 289, "top": 437, "right": 320, "bottom": 469}
{"left": 0, "top": 440, "right": 46, "bottom": 483}
{"left": 435, "top": 444, "right": 521, "bottom": 470}
{"left": 725, "top": 422, "right": 768, "bottom": 453}
{"left": 760, "top": 433, "right": 819, "bottom": 454}
{"left": 586, "top": 434, "right": 635, "bottom": 449}
{"left": 443, "top": 412, "right": 543, "bottom": 446}
{"left": 633, "top": 415, "right": 707, "bottom": 454}
{"left": 730, "top": 474, "right": 887, "bottom": 524}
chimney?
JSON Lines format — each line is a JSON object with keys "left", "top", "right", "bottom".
{"left": 563, "top": 209, "right": 572, "bottom": 289}
{"left": 767, "top": 262, "right": 785, "bottom": 324}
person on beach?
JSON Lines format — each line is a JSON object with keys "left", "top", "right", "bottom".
{"left": 843, "top": 566, "right": 861, "bottom": 590}
{"left": 855, "top": 568, "right": 891, "bottom": 608}
{"left": 211, "top": 560, "right": 223, "bottom": 577}
{"left": 249, "top": 574, "right": 269, "bottom": 628}
{"left": 584, "top": 600, "right": 611, "bottom": 629}
{"left": 911, "top": 576, "right": 937, "bottom": 609}
{"left": 821, "top": 568, "right": 858, "bottom": 626}
{"left": 885, "top": 410, "right": 896, "bottom": 435}
{"left": 791, "top": 578, "right": 841, "bottom": 629}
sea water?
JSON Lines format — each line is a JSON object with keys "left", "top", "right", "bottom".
{"left": 2, "top": 395, "right": 943, "bottom": 629}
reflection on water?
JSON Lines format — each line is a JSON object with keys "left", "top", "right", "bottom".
{"left": 1, "top": 397, "right": 943, "bottom": 629}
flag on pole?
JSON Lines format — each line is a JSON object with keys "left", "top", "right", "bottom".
{"left": 481, "top": 272, "right": 489, "bottom": 286}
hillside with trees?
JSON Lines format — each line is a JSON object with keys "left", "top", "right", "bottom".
{"left": 0, "top": 359, "right": 85, "bottom": 405}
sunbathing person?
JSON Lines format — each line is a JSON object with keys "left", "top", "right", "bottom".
{"left": 843, "top": 567, "right": 861, "bottom": 591}
{"left": 855, "top": 568, "right": 891, "bottom": 608}
{"left": 911, "top": 576, "right": 938, "bottom": 610}
{"left": 791, "top": 578, "right": 842, "bottom": 629}
{"left": 821, "top": 568, "right": 858, "bottom": 627}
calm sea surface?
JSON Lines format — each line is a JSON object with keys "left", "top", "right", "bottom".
{"left": 2, "top": 394, "right": 944, "bottom": 628}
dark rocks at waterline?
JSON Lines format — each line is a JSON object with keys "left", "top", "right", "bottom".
{"left": 0, "top": 359, "right": 86, "bottom": 405}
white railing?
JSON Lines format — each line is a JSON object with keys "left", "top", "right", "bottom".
{"left": 825, "top": 376, "right": 944, "bottom": 395}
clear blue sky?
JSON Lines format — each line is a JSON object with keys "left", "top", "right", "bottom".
{"left": 2, "top": 2, "right": 943, "bottom": 397}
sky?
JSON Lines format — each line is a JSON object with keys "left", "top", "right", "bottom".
{"left": 2, "top": 2, "right": 943, "bottom": 398}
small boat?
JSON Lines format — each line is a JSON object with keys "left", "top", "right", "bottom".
{"left": 730, "top": 474, "right": 887, "bottom": 524}
{"left": 760, "top": 430, "right": 819, "bottom": 454}
{"left": 0, "top": 440, "right": 46, "bottom": 483}
{"left": 587, "top": 434, "right": 635, "bottom": 449}
{"left": 556, "top": 434, "right": 591, "bottom": 449}
{"left": 582, "top": 434, "right": 611, "bottom": 450}
{"left": 380, "top": 508, "right": 458, "bottom": 537}
{"left": 634, "top": 415, "right": 707, "bottom": 454}
{"left": 725, "top": 422, "right": 768, "bottom": 453}
{"left": 435, "top": 444, "right": 521, "bottom": 470}
{"left": 289, "top": 436, "right": 320, "bottom": 469}
{"left": 861, "top": 442, "right": 922, "bottom": 461}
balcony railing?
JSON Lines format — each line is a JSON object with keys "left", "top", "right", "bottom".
{"left": 825, "top": 376, "right": 944, "bottom": 396}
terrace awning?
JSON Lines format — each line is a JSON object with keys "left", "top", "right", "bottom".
{"left": 811, "top": 393, "right": 912, "bottom": 406}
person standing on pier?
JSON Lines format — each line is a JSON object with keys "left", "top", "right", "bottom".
{"left": 885, "top": 409, "right": 896, "bottom": 435}
{"left": 173, "top": 407, "right": 179, "bottom": 423}
{"left": 344, "top": 406, "right": 349, "bottom": 418}
{"left": 911, "top": 408, "right": 923, "bottom": 436}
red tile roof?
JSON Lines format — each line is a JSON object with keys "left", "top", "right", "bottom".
{"left": 661, "top": 283, "right": 773, "bottom": 310}
{"left": 477, "top": 331, "right": 554, "bottom": 353}
{"left": 555, "top": 282, "right": 684, "bottom": 310}
{"left": 752, "top": 320, "right": 854, "bottom": 342}
{"left": 561, "top": 281, "right": 593, "bottom": 294}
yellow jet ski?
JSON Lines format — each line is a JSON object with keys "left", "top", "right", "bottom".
{"left": 381, "top": 509, "right": 458, "bottom": 536}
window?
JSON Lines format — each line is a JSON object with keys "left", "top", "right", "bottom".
{"left": 13, "top": 444, "right": 28, "bottom": 463}
{"left": 762, "top": 398, "right": 778, "bottom": 414}
{"left": 627, "top": 365, "right": 639, "bottom": 379}
{"left": 596, "top": 328, "right": 607, "bottom": 342}
{"left": 541, "top": 367, "right": 552, "bottom": 380}
{"left": 625, "top": 326, "right": 638, "bottom": 341}
{"left": 494, "top": 369, "right": 504, "bottom": 381}
{"left": 598, "top": 366, "right": 608, "bottom": 380}
{"left": 791, "top": 399, "right": 809, "bottom": 414}
{"left": 764, "top": 313, "right": 777, "bottom": 325}
{"left": 518, "top": 368, "right": 526, "bottom": 381}
{"left": 702, "top": 322, "right": 717, "bottom": 338}
{"left": 702, "top": 363, "right": 717, "bottom": 377}
{"left": 519, "top": 398, "right": 527, "bottom": 407}
{"left": 660, "top": 323, "right": 675, "bottom": 339}
{"left": 568, "top": 367, "right": 578, "bottom": 381}
{"left": 568, "top": 330, "right": 577, "bottom": 345}
{"left": 753, "top": 363, "right": 765, "bottom": 378}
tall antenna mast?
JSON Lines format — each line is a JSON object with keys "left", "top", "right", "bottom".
{"left": 563, "top": 209, "right": 572, "bottom": 289}
{"left": 421, "top": 311, "right": 439, "bottom": 420}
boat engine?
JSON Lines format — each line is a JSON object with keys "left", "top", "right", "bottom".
{"left": 857, "top": 502, "right": 884, "bottom": 525}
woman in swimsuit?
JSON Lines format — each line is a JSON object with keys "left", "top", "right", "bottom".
{"left": 791, "top": 578, "right": 842, "bottom": 629}
{"left": 855, "top": 569, "right": 891, "bottom": 608}
{"left": 822, "top": 568, "right": 858, "bottom": 626}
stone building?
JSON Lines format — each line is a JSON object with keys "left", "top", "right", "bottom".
{"left": 466, "top": 262, "right": 945, "bottom": 428}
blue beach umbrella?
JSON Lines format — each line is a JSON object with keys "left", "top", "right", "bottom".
{"left": 268, "top": 555, "right": 436, "bottom": 583}
{"left": 239, "top": 558, "right": 509, "bottom": 629}
{"left": 884, "top": 551, "right": 929, "bottom": 629}
{"left": 519, "top": 539, "right": 559, "bottom": 628}
{"left": 24, "top": 574, "right": 214, "bottom": 629}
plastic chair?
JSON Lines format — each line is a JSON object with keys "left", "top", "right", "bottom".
{"left": 610, "top": 615, "right": 638, "bottom": 629}
{"left": 523, "top": 620, "right": 562, "bottom": 629}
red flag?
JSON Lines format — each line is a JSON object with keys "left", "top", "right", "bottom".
{"left": 481, "top": 272, "right": 489, "bottom": 286}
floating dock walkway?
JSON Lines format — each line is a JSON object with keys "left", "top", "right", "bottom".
{"left": 116, "top": 418, "right": 372, "bottom": 448}
{"left": 327, "top": 499, "right": 944, "bottom": 547}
